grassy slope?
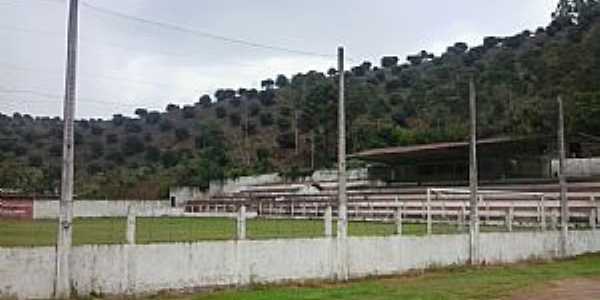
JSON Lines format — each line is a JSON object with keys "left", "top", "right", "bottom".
{"left": 170, "top": 254, "right": 600, "bottom": 300}
{"left": 0, "top": 218, "right": 484, "bottom": 247}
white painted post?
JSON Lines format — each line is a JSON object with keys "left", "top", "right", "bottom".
{"left": 540, "top": 195, "right": 547, "bottom": 232}
{"left": 237, "top": 205, "right": 246, "bottom": 240}
{"left": 590, "top": 208, "right": 597, "bottom": 231}
{"left": 506, "top": 206, "right": 514, "bottom": 232}
{"left": 325, "top": 205, "right": 333, "bottom": 237}
{"left": 426, "top": 189, "right": 432, "bottom": 235}
{"left": 258, "top": 201, "right": 263, "bottom": 217}
{"left": 290, "top": 200, "right": 295, "bottom": 217}
{"left": 591, "top": 195, "right": 600, "bottom": 230}
{"left": 126, "top": 206, "right": 136, "bottom": 245}
{"left": 441, "top": 199, "right": 447, "bottom": 221}
{"left": 395, "top": 197, "right": 402, "bottom": 235}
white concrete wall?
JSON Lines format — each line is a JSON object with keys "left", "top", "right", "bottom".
{"left": 2, "top": 231, "right": 600, "bottom": 299}
{"left": 0, "top": 247, "right": 56, "bottom": 299}
{"left": 169, "top": 187, "right": 208, "bottom": 205}
{"left": 33, "top": 200, "right": 173, "bottom": 219}
{"left": 551, "top": 158, "right": 600, "bottom": 177}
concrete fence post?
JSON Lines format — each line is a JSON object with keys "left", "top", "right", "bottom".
{"left": 459, "top": 204, "right": 466, "bottom": 232}
{"left": 551, "top": 209, "right": 559, "bottom": 231}
{"left": 590, "top": 209, "right": 597, "bottom": 231}
{"left": 395, "top": 197, "right": 402, "bottom": 235}
{"left": 126, "top": 206, "right": 136, "bottom": 245}
{"left": 325, "top": 205, "right": 333, "bottom": 237}
{"left": 506, "top": 206, "right": 514, "bottom": 232}
{"left": 595, "top": 196, "right": 600, "bottom": 231}
{"left": 426, "top": 189, "right": 432, "bottom": 235}
{"left": 540, "top": 195, "right": 547, "bottom": 232}
{"left": 591, "top": 196, "right": 598, "bottom": 231}
{"left": 258, "top": 201, "right": 263, "bottom": 217}
{"left": 237, "top": 205, "right": 247, "bottom": 240}
{"left": 290, "top": 200, "right": 295, "bottom": 217}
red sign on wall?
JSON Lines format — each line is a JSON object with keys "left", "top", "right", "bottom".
{"left": 0, "top": 196, "right": 33, "bottom": 219}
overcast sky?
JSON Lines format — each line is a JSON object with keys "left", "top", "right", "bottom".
{"left": 1, "top": 0, "right": 557, "bottom": 119}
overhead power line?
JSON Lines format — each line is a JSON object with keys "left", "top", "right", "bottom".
{"left": 16, "top": 0, "right": 352, "bottom": 61}
{"left": 79, "top": 1, "right": 338, "bottom": 59}
{"left": 0, "top": 61, "right": 212, "bottom": 95}
{"left": 0, "top": 87, "right": 142, "bottom": 108}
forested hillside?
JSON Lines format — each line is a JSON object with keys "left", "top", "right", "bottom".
{"left": 1, "top": 0, "right": 599, "bottom": 199}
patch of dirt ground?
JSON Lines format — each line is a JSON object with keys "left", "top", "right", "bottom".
{"left": 510, "top": 278, "right": 600, "bottom": 300}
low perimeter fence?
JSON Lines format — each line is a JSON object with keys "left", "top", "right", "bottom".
{"left": 2, "top": 187, "right": 600, "bottom": 299}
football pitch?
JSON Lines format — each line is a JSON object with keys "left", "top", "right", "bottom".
{"left": 0, "top": 217, "right": 475, "bottom": 247}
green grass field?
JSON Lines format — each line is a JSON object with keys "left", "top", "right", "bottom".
{"left": 156, "top": 254, "right": 600, "bottom": 300}
{"left": 0, "top": 217, "right": 490, "bottom": 247}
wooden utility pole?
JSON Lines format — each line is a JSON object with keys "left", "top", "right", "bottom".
{"left": 558, "top": 95, "right": 569, "bottom": 256}
{"left": 468, "top": 77, "right": 479, "bottom": 264}
{"left": 55, "top": 0, "right": 78, "bottom": 298}
{"left": 337, "top": 46, "right": 348, "bottom": 239}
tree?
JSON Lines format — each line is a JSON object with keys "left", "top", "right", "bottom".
{"left": 277, "top": 117, "right": 292, "bottom": 131}
{"left": 182, "top": 106, "right": 195, "bottom": 119}
{"left": 90, "top": 125, "right": 104, "bottom": 136}
{"left": 277, "top": 132, "right": 295, "bottom": 149}
{"left": 125, "top": 122, "right": 143, "bottom": 133}
{"left": 134, "top": 108, "right": 148, "bottom": 118}
{"left": 261, "top": 78, "right": 275, "bottom": 90}
{"left": 159, "top": 119, "right": 173, "bottom": 132}
{"left": 229, "top": 112, "right": 241, "bottom": 127}
{"left": 105, "top": 151, "right": 125, "bottom": 163}
{"left": 145, "top": 146, "right": 161, "bottom": 162}
{"left": 122, "top": 135, "right": 145, "bottom": 156}
{"left": 174, "top": 128, "right": 190, "bottom": 141}
{"left": 275, "top": 74, "right": 289, "bottom": 88}
{"left": 166, "top": 103, "right": 180, "bottom": 112}
{"left": 28, "top": 154, "right": 43, "bottom": 167}
{"left": 198, "top": 94, "right": 212, "bottom": 107}
{"left": 112, "top": 114, "right": 125, "bottom": 127}
{"left": 146, "top": 111, "right": 161, "bottom": 124}
{"left": 49, "top": 144, "right": 62, "bottom": 157}
{"left": 258, "top": 89, "right": 276, "bottom": 106}
{"left": 106, "top": 134, "right": 118, "bottom": 144}
{"left": 381, "top": 56, "right": 399, "bottom": 68}
{"left": 259, "top": 113, "right": 274, "bottom": 127}
{"left": 215, "top": 106, "right": 227, "bottom": 119}
{"left": 248, "top": 102, "right": 261, "bottom": 116}
{"left": 214, "top": 89, "right": 226, "bottom": 102}
{"left": 89, "top": 141, "right": 104, "bottom": 158}
{"left": 553, "top": 0, "right": 599, "bottom": 22}
{"left": 483, "top": 36, "right": 501, "bottom": 48}
{"left": 161, "top": 150, "right": 179, "bottom": 168}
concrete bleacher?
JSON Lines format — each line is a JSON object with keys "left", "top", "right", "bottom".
{"left": 183, "top": 179, "right": 600, "bottom": 229}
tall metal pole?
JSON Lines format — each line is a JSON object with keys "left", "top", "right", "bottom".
{"left": 55, "top": 0, "right": 78, "bottom": 298}
{"left": 558, "top": 95, "right": 569, "bottom": 256}
{"left": 337, "top": 46, "right": 348, "bottom": 239}
{"left": 469, "top": 77, "right": 479, "bottom": 264}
